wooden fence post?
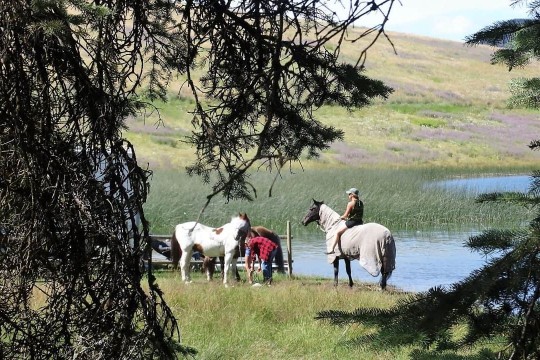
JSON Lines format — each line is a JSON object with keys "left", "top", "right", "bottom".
{"left": 286, "top": 220, "right": 292, "bottom": 277}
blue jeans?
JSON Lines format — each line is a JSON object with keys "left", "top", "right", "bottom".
{"left": 262, "top": 248, "right": 278, "bottom": 282}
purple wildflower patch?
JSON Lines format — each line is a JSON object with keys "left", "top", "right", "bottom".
{"left": 412, "top": 128, "right": 472, "bottom": 142}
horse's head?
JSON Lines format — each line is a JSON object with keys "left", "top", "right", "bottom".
{"left": 301, "top": 199, "right": 323, "bottom": 226}
{"left": 230, "top": 213, "right": 251, "bottom": 242}
{"left": 238, "top": 212, "right": 250, "bottom": 225}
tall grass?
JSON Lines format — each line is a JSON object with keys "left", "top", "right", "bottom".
{"left": 144, "top": 167, "right": 532, "bottom": 235}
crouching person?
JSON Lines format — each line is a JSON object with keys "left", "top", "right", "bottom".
{"left": 244, "top": 232, "right": 278, "bottom": 286}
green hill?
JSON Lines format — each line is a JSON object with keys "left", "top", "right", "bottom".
{"left": 126, "top": 28, "right": 540, "bottom": 170}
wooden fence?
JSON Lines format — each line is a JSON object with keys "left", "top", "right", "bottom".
{"left": 146, "top": 221, "right": 293, "bottom": 277}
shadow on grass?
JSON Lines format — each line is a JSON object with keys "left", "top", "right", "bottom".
{"left": 339, "top": 332, "right": 497, "bottom": 359}
{"left": 407, "top": 348, "right": 496, "bottom": 360}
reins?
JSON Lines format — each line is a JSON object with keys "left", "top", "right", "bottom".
{"left": 316, "top": 221, "right": 325, "bottom": 233}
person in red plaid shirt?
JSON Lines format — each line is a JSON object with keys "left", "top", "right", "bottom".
{"left": 245, "top": 232, "right": 279, "bottom": 285}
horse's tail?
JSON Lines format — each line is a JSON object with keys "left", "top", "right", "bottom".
{"left": 170, "top": 230, "right": 182, "bottom": 269}
{"left": 380, "top": 232, "right": 396, "bottom": 289}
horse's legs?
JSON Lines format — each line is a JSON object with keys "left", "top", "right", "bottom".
{"left": 219, "top": 256, "right": 225, "bottom": 281}
{"left": 230, "top": 256, "right": 240, "bottom": 282}
{"left": 344, "top": 258, "right": 353, "bottom": 288}
{"left": 210, "top": 257, "right": 217, "bottom": 280}
{"left": 202, "top": 257, "right": 216, "bottom": 281}
{"left": 219, "top": 255, "right": 240, "bottom": 284}
{"left": 225, "top": 255, "right": 240, "bottom": 281}
{"left": 222, "top": 253, "right": 234, "bottom": 286}
{"left": 180, "top": 248, "right": 194, "bottom": 283}
{"left": 274, "top": 245, "right": 285, "bottom": 274}
{"left": 332, "top": 258, "right": 339, "bottom": 287}
{"left": 380, "top": 272, "right": 388, "bottom": 291}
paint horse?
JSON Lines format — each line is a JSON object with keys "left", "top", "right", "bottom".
{"left": 202, "top": 225, "right": 286, "bottom": 281}
{"left": 301, "top": 200, "right": 396, "bottom": 290}
{"left": 170, "top": 213, "right": 251, "bottom": 286}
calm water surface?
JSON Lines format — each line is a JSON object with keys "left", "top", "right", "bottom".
{"left": 289, "top": 175, "right": 531, "bottom": 292}
{"left": 290, "top": 230, "right": 484, "bottom": 293}
{"left": 432, "top": 174, "right": 531, "bottom": 194}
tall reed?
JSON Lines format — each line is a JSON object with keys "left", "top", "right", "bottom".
{"left": 144, "top": 167, "right": 531, "bottom": 235}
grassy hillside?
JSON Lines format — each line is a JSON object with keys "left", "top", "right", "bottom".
{"left": 126, "top": 29, "right": 540, "bottom": 170}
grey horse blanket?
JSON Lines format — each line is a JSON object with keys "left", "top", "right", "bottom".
{"left": 319, "top": 204, "right": 396, "bottom": 277}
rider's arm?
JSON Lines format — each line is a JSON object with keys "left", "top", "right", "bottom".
{"left": 341, "top": 200, "right": 354, "bottom": 220}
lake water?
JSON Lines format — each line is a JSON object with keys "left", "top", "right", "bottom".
{"left": 290, "top": 229, "right": 483, "bottom": 292}
{"left": 289, "top": 175, "right": 531, "bottom": 292}
{"left": 431, "top": 174, "right": 531, "bottom": 194}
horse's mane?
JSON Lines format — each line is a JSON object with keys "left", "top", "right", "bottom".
{"left": 320, "top": 204, "right": 340, "bottom": 223}
{"left": 318, "top": 204, "right": 342, "bottom": 237}
{"left": 237, "top": 212, "right": 250, "bottom": 225}
{"left": 251, "top": 225, "right": 279, "bottom": 242}
{"left": 215, "top": 213, "right": 250, "bottom": 234}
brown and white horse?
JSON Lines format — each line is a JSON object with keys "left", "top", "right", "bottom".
{"left": 170, "top": 213, "right": 251, "bottom": 286}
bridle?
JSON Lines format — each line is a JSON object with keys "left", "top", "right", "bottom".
{"left": 236, "top": 226, "right": 250, "bottom": 262}
{"left": 306, "top": 205, "right": 325, "bottom": 232}
{"left": 236, "top": 228, "right": 248, "bottom": 242}
{"left": 309, "top": 203, "right": 339, "bottom": 232}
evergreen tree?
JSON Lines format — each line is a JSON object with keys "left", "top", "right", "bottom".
{"left": 182, "top": 0, "right": 395, "bottom": 205}
{"left": 315, "top": 1, "right": 540, "bottom": 359}
{"left": 0, "top": 0, "right": 395, "bottom": 358}
{"left": 465, "top": 1, "right": 540, "bottom": 109}
{"left": 0, "top": 1, "right": 191, "bottom": 358}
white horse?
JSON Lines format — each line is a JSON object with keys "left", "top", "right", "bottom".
{"left": 301, "top": 199, "right": 396, "bottom": 290}
{"left": 170, "top": 213, "right": 251, "bottom": 286}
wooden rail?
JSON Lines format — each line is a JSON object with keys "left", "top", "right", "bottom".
{"left": 146, "top": 221, "right": 294, "bottom": 277}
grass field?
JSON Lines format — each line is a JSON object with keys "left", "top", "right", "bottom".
{"left": 151, "top": 271, "right": 505, "bottom": 359}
